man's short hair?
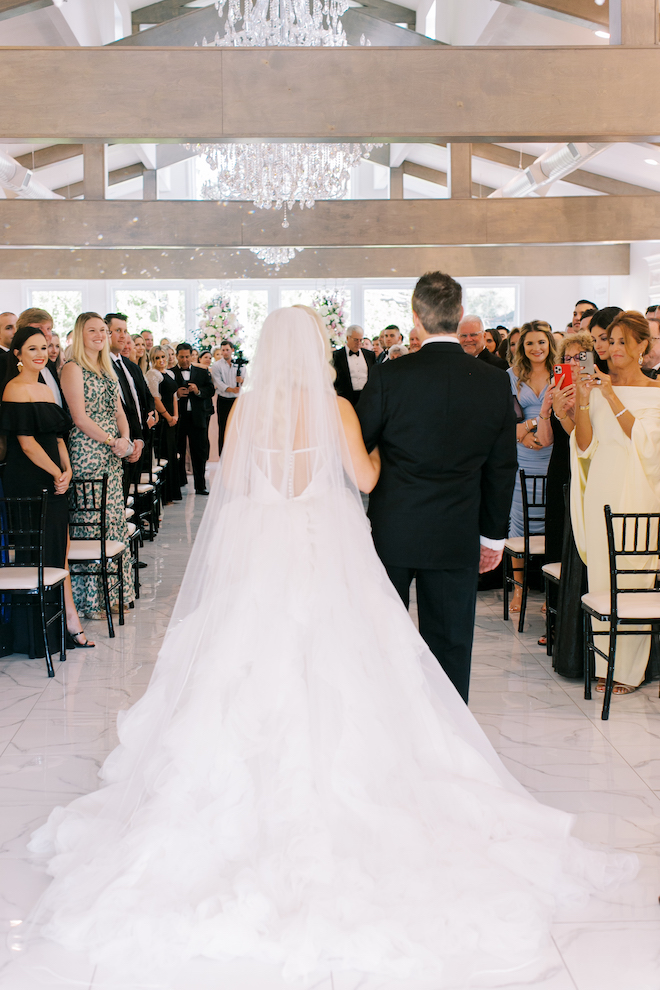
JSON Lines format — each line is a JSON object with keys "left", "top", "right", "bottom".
{"left": 105, "top": 313, "right": 128, "bottom": 326}
{"left": 383, "top": 324, "right": 399, "bottom": 331}
{"left": 176, "top": 341, "right": 192, "bottom": 353}
{"left": 346, "top": 325, "right": 363, "bottom": 336}
{"left": 17, "top": 307, "right": 52, "bottom": 330}
{"left": 646, "top": 304, "right": 659, "bottom": 315}
{"left": 412, "top": 271, "right": 462, "bottom": 336}
{"left": 459, "top": 315, "right": 485, "bottom": 333}
{"left": 220, "top": 339, "right": 234, "bottom": 348}
{"left": 579, "top": 309, "right": 598, "bottom": 324}
{"left": 575, "top": 299, "right": 597, "bottom": 310}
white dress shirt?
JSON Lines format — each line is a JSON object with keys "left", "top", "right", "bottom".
{"left": 179, "top": 367, "right": 192, "bottom": 412}
{"left": 346, "top": 345, "right": 368, "bottom": 392}
{"left": 40, "top": 365, "right": 62, "bottom": 407}
{"left": 111, "top": 352, "right": 142, "bottom": 425}
{"left": 420, "top": 334, "right": 504, "bottom": 552}
{"left": 211, "top": 359, "right": 239, "bottom": 399}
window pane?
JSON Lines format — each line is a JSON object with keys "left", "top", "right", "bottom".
{"left": 30, "top": 290, "right": 82, "bottom": 336}
{"left": 280, "top": 289, "right": 351, "bottom": 327}
{"left": 114, "top": 290, "right": 186, "bottom": 343}
{"left": 197, "top": 288, "right": 268, "bottom": 358}
{"left": 363, "top": 288, "right": 412, "bottom": 339}
{"left": 463, "top": 287, "right": 517, "bottom": 329}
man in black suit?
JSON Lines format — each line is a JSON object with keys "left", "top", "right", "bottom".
{"left": 377, "top": 325, "right": 403, "bottom": 364}
{"left": 106, "top": 314, "right": 145, "bottom": 500}
{"left": 332, "top": 324, "right": 376, "bottom": 407}
{"left": 358, "top": 271, "right": 517, "bottom": 703}
{"left": 458, "top": 315, "right": 509, "bottom": 371}
{"left": 172, "top": 342, "right": 214, "bottom": 495}
{"left": 0, "top": 312, "right": 16, "bottom": 382}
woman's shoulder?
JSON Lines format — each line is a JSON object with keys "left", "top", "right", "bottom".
{"left": 0, "top": 398, "right": 70, "bottom": 434}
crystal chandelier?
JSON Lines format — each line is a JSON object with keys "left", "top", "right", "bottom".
{"left": 206, "top": 0, "right": 348, "bottom": 47}
{"left": 250, "top": 246, "right": 304, "bottom": 271}
{"left": 197, "top": 143, "right": 376, "bottom": 225}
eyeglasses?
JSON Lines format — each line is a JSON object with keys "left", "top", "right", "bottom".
{"left": 564, "top": 354, "right": 581, "bottom": 363}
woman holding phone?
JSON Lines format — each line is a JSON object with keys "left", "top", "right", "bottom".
{"left": 571, "top": 311, "right": 660, "bottom": 696}
{"left": 507, "top": 321, "right": 556, "bottom": 614}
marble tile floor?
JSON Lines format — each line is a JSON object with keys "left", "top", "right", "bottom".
{"left": 0, "top": 485, "right": 658, "bottom": 989}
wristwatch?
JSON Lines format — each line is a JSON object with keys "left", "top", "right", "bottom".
{"left": 528, "top": 418, "right": 538, "bottom": 433}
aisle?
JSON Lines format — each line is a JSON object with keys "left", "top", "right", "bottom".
{"left": 0, "top": 483, "right": 658, "bottom": 990}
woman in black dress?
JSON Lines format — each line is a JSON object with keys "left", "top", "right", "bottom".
{"left": 0, "top": 326, "right": 93, "bottom": 655}
{"left": 145, "top": 346, "right": 181, "bottom": 504}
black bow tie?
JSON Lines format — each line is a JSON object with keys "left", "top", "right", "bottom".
{"left": 348, "top": 350, "right": 360, "bottom": 357}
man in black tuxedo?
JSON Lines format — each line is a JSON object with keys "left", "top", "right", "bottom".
{"left": 106, "top": 314, "right": 145, "bottom": 500}
{"left": 332, "top": 325, "right": 376, "bottom": 407}
{"left": 0, "top": 312, "right": 16, "bottom": 382}
{"left": 357, "top": 271, "right": 517, "bottom": 703}
{"left": 458, "top": 315, "right": 509, "bottom": 371}
{"left": 172, "top": 343, "right": 214, "bottom": 495}
{"left": 377, "top": 325, "right": 403, "bottom": 364}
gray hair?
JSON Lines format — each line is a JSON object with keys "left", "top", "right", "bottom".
{"left": 458, "top": 315, "right": 485, "bottom": 334}
{"left": 388, "top": 344, "right": 409, "bottom": 358}
{"left": 346, "top": 324, "right": 364, "bottom": 337}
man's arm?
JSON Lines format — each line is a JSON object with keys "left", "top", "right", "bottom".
{"left": 355, "top": 363, "right": 385, "bottom": 452}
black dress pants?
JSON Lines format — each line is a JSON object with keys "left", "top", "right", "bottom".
{"left": 216, "top": 396, "right": 235, "bottom": 457}
{"left": 177, "top": 410, "right": 208, "bottom": 493}
{"left": 385, "top": 565, "right": 479, "bottom": 704}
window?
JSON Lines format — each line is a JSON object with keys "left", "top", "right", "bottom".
{"left": 30, "top": 290, "right": 82, "bottom": 335}
{"left": 197, "top": 288, "right": 269, "bottom": 356}
{"left": 363, "top": 288, "right": 413, "bottom": 339}
{"left": 114, "top": 290, "right": 186, "bottom": 342}
{"left": 463, "top": 286, "right": 517, "bottom": 330}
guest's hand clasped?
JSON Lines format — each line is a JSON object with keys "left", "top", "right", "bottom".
{"left": 53, "top": 466, "right": 72, "bottom": 495}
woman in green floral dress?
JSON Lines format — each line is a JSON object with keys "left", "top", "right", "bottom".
{"left": 61, "top": 313, "right": 134, "bottom": 616}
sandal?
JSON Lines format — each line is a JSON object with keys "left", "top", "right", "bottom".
{"left": 66, "top": 630, "right": 95, "bottom": 649}
{"left": 596, "top": 678, "right": 637, "bottom": 695}
{"left": 538, "top": 635, "right": 547, "bottom": 646}
{"left": 509, "top": 600, "right": 522, "bottom": 614}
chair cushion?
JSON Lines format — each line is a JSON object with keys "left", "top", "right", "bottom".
{"left": 505, "top": 536, "right": 545, "bottom": 556}
{"left": 68, "top": 540, "right": 125, "bottom": 561}
{"left": 0, "top": 566, "right": 69, "bottom": 590}
{"left": 136, "top": 484, "right": 155, "bottom": 494}
{"left": 542, "top": 561, "right": 561, "bottom": 582}
{"left": 125, "top": 507, "right": 135, "bottom": 520}
{"left": 155, "top": 460, "right": 167, "bottom": 468}
{"left": 127, "top": 522, "right": 137, "bottom": 537}
{"left": 126, "top": 496, "right": 134, "bottom": 507}
{"left": 581, "top": 591, "right": 660, "bottom": 620}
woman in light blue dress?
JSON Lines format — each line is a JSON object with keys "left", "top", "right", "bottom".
{"left": 507, "top": 320, "right": 556, "bottom": 613}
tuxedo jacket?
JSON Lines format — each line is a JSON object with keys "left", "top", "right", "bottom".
{"left": 332, "top": 347, "right": 376, "bottom": 406}
{"left": 172, "top": 365, "right": 214, "bottom": 430}
{"left": 477, "top": 347, "right": 509, "bottom": 371}
{"left": 123, "top": 358, "right": 155, "bottom": 425}
{"left": 112, "top": 356, "right": 144, "bottom": 443}
{"left": 357, "top": 341, "right": 517, "bottom": 571}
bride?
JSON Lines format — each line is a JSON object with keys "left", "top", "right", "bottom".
{"left": 21, "top": 306, "right": 634, "bottom": 988}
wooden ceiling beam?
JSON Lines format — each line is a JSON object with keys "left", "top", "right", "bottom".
{"left": 53, "top": 162, "right": 146, "bottom": 200}
{"left": 14, "top": 144, "right": 83, "bottom": 170}
{"left": 0, "top": 243, "right": 630, "bottom": 279}
{"left": 496, "top": 0, "right": 609, "bottom": 30}
{"left": 402, "top": 160, "right": 496, "bottom": 198}
{"left": 0, "top": 0, "right": 51, "bottom": 21}
{"left": 3, "top": 47, "right": 660, "bottom": 142}
{"left": 0, "top": 197, "right": 653, "bottom": 247}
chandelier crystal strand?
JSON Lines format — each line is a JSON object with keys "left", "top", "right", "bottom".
{"left": 212, "top": 0, "right": 348, "bottom": 46}
{"left": 249, "top": 246, "right": 303, "bottom": 271}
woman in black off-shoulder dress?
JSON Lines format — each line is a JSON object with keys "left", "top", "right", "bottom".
{"left": 0, "top": 326, "right": 92, "bottom": 657}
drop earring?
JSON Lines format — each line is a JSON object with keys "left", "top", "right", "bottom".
{"left": 17, "top": 360, "right": 23, "bottom": 369}
{"left": 639, "top": 354, "right": 644, "bottom": 365}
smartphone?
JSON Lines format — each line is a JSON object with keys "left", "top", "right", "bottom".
{"left": 579, "top": 350, "right": 595, "bottom": 376}
{"left": 554, "top": 364, "right": 572, "bottom": 388}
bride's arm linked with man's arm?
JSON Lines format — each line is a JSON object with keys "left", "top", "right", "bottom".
{"left": 337, "top": 396, "right": 381, "bottom": 493}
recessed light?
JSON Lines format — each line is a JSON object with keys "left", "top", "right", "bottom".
{"left": 594, "top": 30, "right": 610, "bottom": 38}
{"left": 645, "top": 159, "right": 659, "bottom": 165}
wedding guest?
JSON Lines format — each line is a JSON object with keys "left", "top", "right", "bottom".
{"left": 589, "top": 306, "right": 623, "bottom": 374}
{"left": 16, "top": 308, "right": 65, "bottom": 408}
{"left": 642, "top": 312, "right": 660, "bottom": 377}
{"left": 0, "top": 311, "right": 16, "bottom": 381}
{"left": 578, "top": 310, "right": 597, "bottom": 335}
{"left": 408, "top": 327, "right": 421, "bottom": 352}
{"left": 198, "top": 349, "right": 212, "bottom": 370}
{"left": 61, "top": 313, "right": 134, "bottom": 617}
{"left": 141, "top": 330, "right": 154, "bottom": 353}
{"left": 132, "top": 334, "right": 149, "bottom": 374}
{"left": 361, "top": 337, "right": 374, "bottom": 352}
{"left": 507, "top": 320, "right": 556, "bottom": 614}
{"left": 122, "top": 334, "right": 138, "bottom": 365}
{"left": 191, "top": 347, "right": 200, "bottom": 366}
{"left": 332, "top": 325, "right": 375, "bottom": 407}
{"left": 377, "top": 325, "right": 402, "bottom": 363}
{"left": 160, "top": 337, "right": 172, "bottom": 348}
{"left": 388, "top": 343, "right": 408, "bottom": 360}
{"left": 0, "top": 325, "right": 92, "bottom": 654}
{"left": 211, "top": 340, "right": 243, "bottom": 457}
{"left": 572, "top": 311, "right": 660, "bottom": 695}
{"left": 458, "top": 315, "right": 508, "bottom": 370}
{"left": 503, "top": 327, "right": 520, "bottom": 366}
{"left": 165, "top": 345, "right": 176, "bottom": 370}
{"left": 146, "top": 346, "right": 181, "bottom": 504}
{"left": 48, "top": 332, "right": 64, "bottom": 373}
{"left": 572, "top": 299, "right": 597, "bottom": 330}
{"left": 372, "top": 337, "right": 383, "bottom": 359}
{"left": 105, "top": 314, "right": 144, "bottom": 500}
{"left": 212, "top": 346, "right": 222, "bottom": 363}
{"left": 484, "top": 328, "right": 502, "bottom": 354}
{"left": 173, "top": 342, "right": 214, "bottom": 493}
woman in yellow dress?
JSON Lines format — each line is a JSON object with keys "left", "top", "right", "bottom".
{"left": 571, "top": 311, "right": 660, "bottom": 694}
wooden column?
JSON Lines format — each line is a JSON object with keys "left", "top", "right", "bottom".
{"left": 610, "top": 0, "right": 658, "bottom": 44}
{"left": 142, "top": 169, "right": 157, "bottom": 200}
{"left": 390, "top": 165, "right": 404, "bottom": 199}
{"left": 83, "top": 144, "right": 106, "bottom": 200}
{"left": 448, "top": 143, "right": 472, "bottom": 199}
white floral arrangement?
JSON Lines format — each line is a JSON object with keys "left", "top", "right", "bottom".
{"left": 197, "top": 295, "right": 243, "bottom": 354}
{"left": 312, "top": 290, "right": 347, "bottom": 349}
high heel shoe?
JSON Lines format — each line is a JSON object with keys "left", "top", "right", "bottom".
{"left": 66, "top": 630, "right": 95, "bottom": 649}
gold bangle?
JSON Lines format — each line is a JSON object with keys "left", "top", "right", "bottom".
{"left": 539, "top": 414, "right": 550, "bottom": 420}
{"left": 579, "top": 404, "right": 590, "bottom": 411}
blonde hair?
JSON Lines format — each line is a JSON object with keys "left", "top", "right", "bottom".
{"left": 512, "top": 320, "right": 556, "bottom": 392}
{"left": 71, "top": 312, "right": 116, "bottom": 378}
{"left": 557, "top": 331, "right": 593, "bottom": 362}
{"left": 293, "top": 304, "right": 336, "bottom": 382}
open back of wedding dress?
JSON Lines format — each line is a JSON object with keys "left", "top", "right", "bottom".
{"left": 19, "top": 308, "right": 634, "bottom": 988}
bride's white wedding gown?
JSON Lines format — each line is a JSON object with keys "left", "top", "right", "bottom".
{"left": 22, "top": 309, "right": 635, "bottom": 988}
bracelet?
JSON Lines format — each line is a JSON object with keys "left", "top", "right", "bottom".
{"left": 615, "top": 407, "right": 628, "bottom": 419}
{"left": 539, "top": 414, "right": 550, "bottom": 421}
{"left": 579, "top": 404, "right": 590, "bottom": 411}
